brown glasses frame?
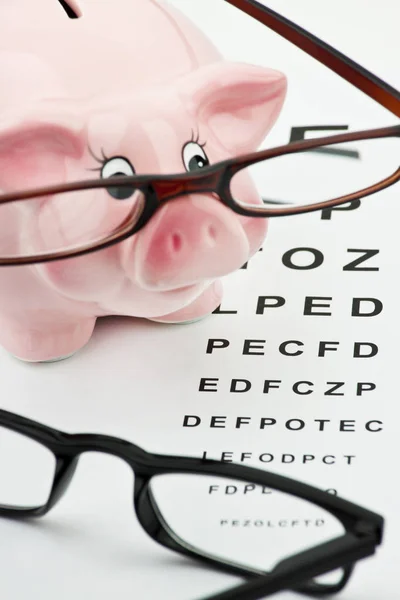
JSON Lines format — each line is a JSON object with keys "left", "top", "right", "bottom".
{"left": 1, "top": 0, "right": 399, "bottom": 266}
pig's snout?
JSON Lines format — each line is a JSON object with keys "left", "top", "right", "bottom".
{"left": 130, "top": 195, "right": 253, "bottom": 290}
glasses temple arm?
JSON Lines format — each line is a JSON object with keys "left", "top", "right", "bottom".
{"left": 225, "top": 0, "right": 400, "bottom": 118}
{"left": 201, "top": 532, "right": 378, "bottom": 600}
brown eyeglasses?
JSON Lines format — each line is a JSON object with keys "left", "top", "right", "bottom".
{"left": 0, "top": 0, "right": 399, "bottom": 266}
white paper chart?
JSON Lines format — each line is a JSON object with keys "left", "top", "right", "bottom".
{"left": 0, "top": 1, "right": 398, "bottom": 598}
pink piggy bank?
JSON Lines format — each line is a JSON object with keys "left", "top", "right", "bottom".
{"left": 0, "top": 0, "right": 287, "bottom": 363}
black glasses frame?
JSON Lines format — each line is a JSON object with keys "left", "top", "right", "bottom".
{"left": 0, "top": 1, "right": 399, "bottom": 266}
{"left": 0, "top": 408, "right": 383, "bottom": 600}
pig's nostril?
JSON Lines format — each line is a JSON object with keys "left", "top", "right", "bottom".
{"left": 205, "top": 224, "right": 217, "bottom": 247}
{"left": 170, "top": 232, "right": 183, "bottom": 254}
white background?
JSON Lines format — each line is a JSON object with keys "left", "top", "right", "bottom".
{"left": 0, "top": 1, "right": 399, "bottom": 598}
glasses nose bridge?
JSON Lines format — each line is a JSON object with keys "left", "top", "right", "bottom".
{"left": 48, "top": 435, "right": 149, "bottom": 510}
{"left": 64, "top": 433, "right": 151, "bottom": 469}
{"left": 151, "top": 169, "right": 223, "bottom": 205}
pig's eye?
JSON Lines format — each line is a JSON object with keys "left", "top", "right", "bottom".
{"left": 101, "top": 157, "right": 136, "bottom": 200}
{"left": 183, "top": 142, "right": 210, "bottom": 172}
{"left": 101, "top": 156, "right": 135, "bottom": 178}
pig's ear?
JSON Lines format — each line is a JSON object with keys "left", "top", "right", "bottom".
{"left": 181, "top": 62, "right": 287, "bottom": 154}
{"left": 0, "top": 104, "right": 86, "bottom": 191}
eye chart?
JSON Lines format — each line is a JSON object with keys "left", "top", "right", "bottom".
{"left": 0, "top": 1, "right": 398, "bottom": 599}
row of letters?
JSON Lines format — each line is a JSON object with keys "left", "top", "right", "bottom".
{"left": 201, "top": 451, "right": 356, "bottom": 465}
{"left": 243, "top": 247, "right": 380, "bottom": 272}
{"left": 205, "top": 339, "right": 378, "bottom": 358}
{"left": 183, "top": 415, "right": 383, "bottom": 431}
{"left": 198, "top": 378, "right": 376, "bottom": 396}
{"left": 214, "top": 296, "right": 383, "bottom": 317}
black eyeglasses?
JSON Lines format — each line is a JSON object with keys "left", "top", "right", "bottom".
{"left": 0, "top": 0, "right": 398, "bottom": 266}
{"left": 0, "top": 408, "right": 383, "bottom": 599}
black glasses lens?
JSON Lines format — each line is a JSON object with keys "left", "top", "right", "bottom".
{"left": 148, "top": 474, "right": 345, "bottom": 572}
{"left": 0, "top": 427, "right": 56, "bottom": 509}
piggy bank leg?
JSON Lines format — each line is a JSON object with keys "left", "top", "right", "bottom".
{"left": 150, "top": 281, "right": 223, "bottom": 325}
{"left": 0, "top": 317, "right": 97, "bottom": 363}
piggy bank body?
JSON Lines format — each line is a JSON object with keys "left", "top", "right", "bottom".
{"left": 0, "top": 0, "right": 286, "bottom": 362}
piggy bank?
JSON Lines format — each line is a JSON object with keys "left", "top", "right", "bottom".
{"left": 0, "top": 0, "right": 287, "bottom": 362}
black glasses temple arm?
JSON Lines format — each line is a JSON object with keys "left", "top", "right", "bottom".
{"left": 201, "top": 531, "right": 378, "bottom": 600}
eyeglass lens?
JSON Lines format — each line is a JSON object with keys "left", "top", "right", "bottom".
{"left": 149, "top": 473, "right": 345, "bottom": 580}
{"left": 0, "top": 426, "right": 56, "bottom": 508}
{"left": 231, "top": 137, "right": 400, "bottom": 211}
{"left": 0, "top": 187, "right": 145, "bottom": 259}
